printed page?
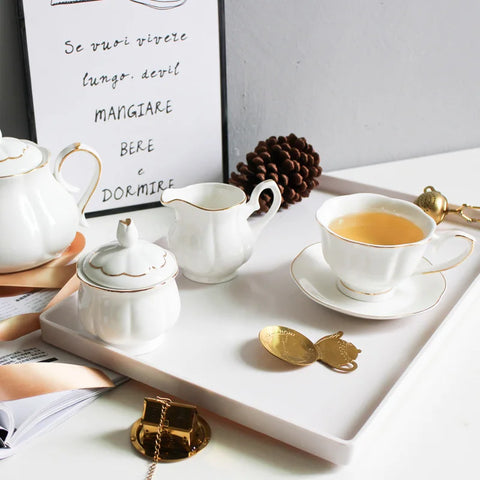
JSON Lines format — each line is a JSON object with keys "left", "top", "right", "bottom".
{"left": 0, "top": 330, "right": 125, "bottom": 380}
{"left": 0, "top": 331, "right": 126, "bottom": 457}
{"left": 0, "top": 290, "right": 57, "bottom": 322}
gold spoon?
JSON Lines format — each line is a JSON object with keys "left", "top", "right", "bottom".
{"left": 259, "top": 326, "right": 361, "bottom": 373}
{"left": 259, "top": 325, "right": 318, "bottom": 366}
{"left": 315, "top": 332, "right": 361, "bottom": 373}
{"left": 415, "top": 186, "right": 480, "bottom": 224}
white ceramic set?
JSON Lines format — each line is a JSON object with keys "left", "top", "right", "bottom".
{"left": 82, "top": 187, "right": 474, "bottom": 353}
{"left": 0, "top": 129, "right": 281, "bottom": 354}
{"left": 1, "top": 128, "right": 474, "bottom": 353}
{"left": 76, "top": 179, "right": 282, "bottom": 354}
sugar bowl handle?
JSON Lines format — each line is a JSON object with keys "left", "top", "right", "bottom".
{"left": 54, "top": 143, "right": 102, "bottom": 226}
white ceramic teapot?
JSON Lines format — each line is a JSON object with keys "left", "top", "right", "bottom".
{"left": 160, "top": 179, "right": 282, "bottom": 283}
{"left": 0, "top": 131, "right": 101, "bottom": 273}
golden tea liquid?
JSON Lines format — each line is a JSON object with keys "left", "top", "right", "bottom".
{"left": 329, "top": 211, "right": 425, "bottom": 245}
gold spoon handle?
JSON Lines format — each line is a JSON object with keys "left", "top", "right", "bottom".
{"left": 448, "top": 204, "right": 480, "bottom": 223}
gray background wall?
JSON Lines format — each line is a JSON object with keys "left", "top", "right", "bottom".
{"left": 2, "top": 0, "right": 480, "bottom": 173}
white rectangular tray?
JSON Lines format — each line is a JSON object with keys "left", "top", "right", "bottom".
{"left": 40, "top": 189, "right": 480, "bottom": 464}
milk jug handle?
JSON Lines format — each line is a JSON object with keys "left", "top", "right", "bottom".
{"left": 414, "top": 230, "right": 475, "bottom": 275}
{"left": 54, "top": 143, "right": 102, "bottom": 227}
{"left": 244, "top": 179, "right": 282, "bottom": 237}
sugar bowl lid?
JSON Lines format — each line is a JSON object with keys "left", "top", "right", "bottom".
{"left": 78, "top": 218, "right": 178, "bottom": 290}
{"left": 0, "top": 130, "right": 44, "bottom": 177}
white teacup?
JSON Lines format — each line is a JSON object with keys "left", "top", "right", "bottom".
{"left": 316, "top": 193, "right": 475, "bottom": 302}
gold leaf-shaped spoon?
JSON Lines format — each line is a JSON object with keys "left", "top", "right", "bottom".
{"left": 315, "top": 331, "right": 362, "bottom": 373}
{"left": 259, "top": 326, "right": 362, "bottom": 373}
{"left": 259, "top": 326, "right": 318, "bottom": 366}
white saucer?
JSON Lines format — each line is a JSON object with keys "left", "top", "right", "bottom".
{"left": 290, "top": 243, "right": 447, "bottom": 320}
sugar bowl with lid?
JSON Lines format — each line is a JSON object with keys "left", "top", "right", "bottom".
{"left": 77, "top": 218, "right": 180, "bottom": 354}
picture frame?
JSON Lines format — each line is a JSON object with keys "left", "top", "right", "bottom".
{"left": 18, "top": 0, "right": 228, "bottom": 216}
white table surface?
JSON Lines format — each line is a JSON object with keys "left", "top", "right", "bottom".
{"left": 322, "top": 147, "right": 480, "bottom": 212}
{"left": 2, "top": 154, "right": 480, "bottom": 479}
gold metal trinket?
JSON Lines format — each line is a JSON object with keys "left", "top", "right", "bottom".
{"left": 259, "top": 326, "right": 361, "bottom": 373}
{"left": 315, "top": 331, "right": 362, "bottom": 373}
{"left": 130, "top": 397, "right": 211, "bottom": 463}
{"left": 415, "top": 186, "right": 480, "bottom": 224}
{"left": 259, "top": 325, "right": 318, "bottom": 366}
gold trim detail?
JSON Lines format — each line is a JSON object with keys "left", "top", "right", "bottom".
{"left": 290, "top": 243, "right": 447, "bottom": 319}
{"left": 338, "top": 280, "right": 392, "bottom": 296}
{"left": 0, "top": 155, "right": 48, "bottom": 179}
{"left": 162, "top": 196, "right": 247, "bottom": 212}
{"left": 87, "top": 250, "right": 167, "bottom": 278}
{"left": 77, "top": 267, "right": 179, "bottom": 293}
{"left": 420, "top": 233, "right": 475, "bottom": 274}
{"left": 162, "top": 185, "right": 247, "bottom": 212}
{"left": 0, "top": 146, "right": 27, "bottom": 163}
{"left": 57, "top": 143, "right": 102, "bottom": 215}
{"left": 89, "top": 263, "right": 147, "bottom": 278}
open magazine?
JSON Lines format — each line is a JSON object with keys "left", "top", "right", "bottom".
{"left": 0, "top": 330, "right": 127, "bottom": 459}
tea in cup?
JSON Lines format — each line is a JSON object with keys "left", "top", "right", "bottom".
{"left": 316, "top": 193, "right": 475, "bottom": 302}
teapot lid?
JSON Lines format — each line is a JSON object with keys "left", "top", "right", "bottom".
{"left": 78, "top": 218, "right": 178, "bottom": 290}
{"left": 0, "top": 131, "right": 44, "bottom": 177}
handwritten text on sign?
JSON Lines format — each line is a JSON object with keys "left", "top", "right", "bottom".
{"left": 21, "top": 0, "right": 224, "bottom": 213}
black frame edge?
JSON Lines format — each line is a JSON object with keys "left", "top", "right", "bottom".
{"left": 16, "top": 0, "right": 38, "bottom": 142}
{"left": 218, "top": 0, "right": 229, "bottom": 183}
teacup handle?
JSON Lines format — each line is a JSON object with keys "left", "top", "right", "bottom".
{"left": 414, "top": 230, "right": 475, "bottom": 275}
{"left": 54, "top": 143, "right": 102, "bottom": 226}
{"left": 243, "top": 179, "right": 282, "bottom": 238}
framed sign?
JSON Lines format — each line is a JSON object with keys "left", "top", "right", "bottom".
{"left": 18, "top": 0, "right": 228, "bottom": 216}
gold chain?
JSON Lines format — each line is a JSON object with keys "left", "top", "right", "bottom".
{"left": 145, "top": 397, "right": 171, "bottom": 480}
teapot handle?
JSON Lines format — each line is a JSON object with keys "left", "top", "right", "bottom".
{"left": 244, "top": 179, "right": 282, "bottom": 238}
{"left": 54, "top": 143, "right": 102, "bottom": 226}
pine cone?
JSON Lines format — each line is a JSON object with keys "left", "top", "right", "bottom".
{"left": 229, "top": 134, "right": 321, "bottom": 212}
